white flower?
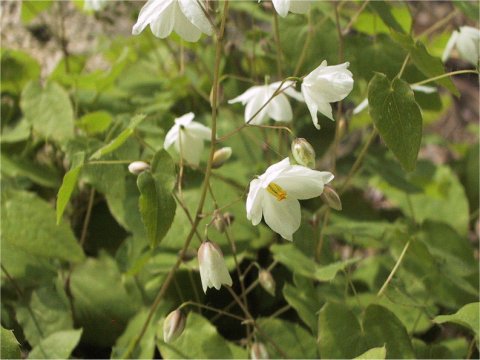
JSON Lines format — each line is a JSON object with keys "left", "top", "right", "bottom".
{"left": 246, "top": 158, "right": 333, "bottom": 240}
{"left": 198, "top": 241, "right": 233, "bottom": 293}
{"left": 442, "top": 26, "right": 480, "bottom": 66}
{"left": 84, "top": 0, "right": 107, "bottom": 11}
{"left": 271, "top": 0, "right": 311, "bottom": 17}
{"left": 301, "top": 60, "right": 354, "bottom": 129}
{"left": 228, "top": 81, "right": 304, "bottom": 125}
{"left": 164, "top": 113, "right": 211, "bottom": 165}
{"left": 132, "top": 0, "right": 213, "bottom": 42}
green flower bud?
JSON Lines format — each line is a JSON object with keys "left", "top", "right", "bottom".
{"left": 163, "top": 309, "right": 186, "bottom": 343}
{"left": 258, "top": 270, "right": 276, "bottom": 296}
{"left": 291, "top": 138, "right": 316, "bottom": 168}
{"left": 212, "top": 147, "right": 233, "bottom": 169}
{"left": 320, "top": 185, "right": 342, "bottom": 211}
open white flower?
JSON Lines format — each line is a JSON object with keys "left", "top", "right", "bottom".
{"left": 271, "top": 0, "right": 311, "bottom": 17}
{"left": 228, "top": 81, "right": 304, "bottom": 125}
{"left": 301, "top": 61, "right": 354, "bottom": 129}
{"left": 132, "top": 0, "right": 213, "bottom": 42}
{"left": 442, "top": 26, "right": 480, "bottom": 66}
{"left": 246, "top": 158, "right": 334, "bottom": 240}
{"left": 198, "top": 241, "right": 233, "bottom": 293}
{"left": 164, "top": 113, "right": 211, "bottom": 165}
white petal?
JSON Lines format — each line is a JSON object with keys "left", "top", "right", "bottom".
{"left": 272, "top": 0, "right": 290, "bottom": 17}
{"left": 353, "top": 98, "right": 368, "bottom": 115}
{"left": 244, "top": 87, "right": 271, "bottom": 124}
{"left": 268, "top": 94, "right": 293, "bottom": 122}
{"left": 289, "top": 0, "right": 311, "bottom": 14}
{"left": 175, "top": 112, "right": 195, "bottom": 126}
{"left": 178, "top": 0, "right": 213, "bottom": 36}
{"left": 246, "top": 179, "right": 264, "bottom": 226}
{"left": 275, "top": 166, "right": 334, "bottom": 200}
{"left": 177, "top": 130, "right": 204, "bottom": 165}
{"left": 132, "top": 0, "right": 173, "bottom": 35}
{"left": 411, "top": 85, "right": 437, "bottom": 94}
{"left": 442, "top": 30, "right": 459, "bottom": 62}
{"left": 186, "top": 121, "right": 212, "bottom": 141}
{"left": 262, "top": 196, "right": 301, "bottom": 240}
{"left": 164, "top": 125, "right": 179, "bottom": 149}
{"left": 173, "top": 5, "right": 202, "bottom": 42}
{"left": 270, "top": 81, "right": 304, "bottom": 102}
{"left": 308, "top": 65, "right": 353, "bottom": 103}
{"left": 228, "top": 86, "right": 263, "bottom": 105}
{"left": 261, "top": 157, "right": 291, "bottom": 185}
{"left": 302, "top": 84, "right": 323, "bottom": 128}
{"left": 456, "top": 27, "right": 480, "bottom": 65}
{"left": 303, "top": 60, "right": 328, "bottom": 85}
{"left": 149, "top": 2, "right": 176, "bottom": 39}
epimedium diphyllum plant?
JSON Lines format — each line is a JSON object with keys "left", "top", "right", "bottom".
{"left": 3, "top": 0, "right": 479, "bottom": 359}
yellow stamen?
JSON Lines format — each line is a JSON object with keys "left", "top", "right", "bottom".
{"left": 267, "top": 182, "right": 287, "bottom": 201}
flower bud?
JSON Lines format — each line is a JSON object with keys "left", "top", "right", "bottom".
{"left": 320, "top": 185, "right": 342, "bottom": 211}
{"left": 198, "top": 241, "right": 233, "bottom": 293}
{"left": 213, "top": 211, "right": 235, "bottom": 233}
{"left": 128, "top": 161, "right": 150, "bottom": 175}
{"left": 291, "top": 138, "right": 316, "bottom": 168}
{"left": 163, "top": 309, "right": 186, "bottom": 343}
{"left": 251, "top": 342, "right": 269, "bottom": 359}
{"left": 258, "top": 270, "right": 276, "bottom": 296}
{"left": 212, "top": 147, "right": 232, "bottom": 169}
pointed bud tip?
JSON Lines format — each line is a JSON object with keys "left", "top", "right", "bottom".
{"left": 258, "top": 270, "right": 276, "bottom": 296}
{"left": 212, "top": 147, "right": 233, "bottom": 169}
{"left": 321, "top": 185, "right": 342, "bottom": 211}
{"left": 163, "top": 309, "right": 186, "bottom": 343}
{"left": 291, "top": 138, "right": 316, "bottom": 168}
{"left": 128, "top": 161, "right": 150, "bottom": 175}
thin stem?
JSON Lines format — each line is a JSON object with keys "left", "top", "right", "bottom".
{"left": 415, "top": 9, "right": 459, "bottom": 39}
{"left": 342, "top": 0, "right": 370, "bottom": 36}
{"left": 339, "top": 128, "right": 377, "bottom": 194}
{"left": 293, "top": 11, "right": 314, "bottom": 76}
{"left": 315, "top": 210, "right": 330, "bottom": 262}
{"left": 120, "top": 3, "right": 229, "bottom": 357}
{"left": 377, "top": 240, "right": 411, "bottom": 297}
{"left": 411, "top": 70, "right": 479, "bottom": 87}
{"left": 272, "top": 11, "right": 283, "bottom": 78}
{"left": 79, "top": 188, "right": 95, "bottom": 247}
{"left": 270, "top": 304, "right": 291, "bottom": 318}
{"left": 178, "top": 301, "right": 246, "bottom": 321}
{"left": 466, "top": 337, "right": 477, "bottom": 359}
{"left": 87, "top": 160, "right": 134, "bottom": 165}
{"left": 248, "top": 124, "right": 293, "bottom": 135}
{"left": 396, "top": 54, "right": 410, "bottom": 79}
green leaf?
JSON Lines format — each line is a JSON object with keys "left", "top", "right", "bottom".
{"left": 1, "top": 190, "right": 84, "bottom": 267}
{"left": 156, "top": 312, "right": 247, "bottom": 359}
{"left": 1, "top": 153, "right": 60, "bottom": 188}
{"left": 28, "top": 329, "right": 82, "bottom": 359}
{"left": 256, "top": 318, "right": 317, "bottom": 359}
{"left": 77, "top": 111, "right": 112, "bottom": 134}
{"left": 283, "top": 275, "right": 320, "bottom": 333}
{"left": 21, "top": 1, "right": 53, "bottom": 23}
{"left": 137, "top": 150, "right": 176, "bottom": 248}
{"left": 318, "top": 302, "right": 365, "bottom": 359}
{"left": 16, "top": 286, "right": 73, "bottom": 347}
{"left": 391, "top": 33, "right": 458, "bottom": 95}
{"left": 20, "top": 81, "right": 74, "bottom": 143}
{"left": 56, "top": 152, "right": 85, "bottom": 224}
{"left": 1, "top": 327, "right": 21, "bottom": 359}
{"left": 69, "top": 255, "right": 141, "bottom": 347}
{"left": 454, "top": 1, "right": 480, "bottom": 21}
{"left": 368, "top": 73, "right": 422, "bottom": 172}
{"left": 271, "top": 243, "right": 359, "bottom": 282}
{"left": 89, "top": 114, "right": 145, "bottom": 160}
{"left": 1, "top": 50, "right": 40, "bottom": 93}
{"left": 355, "top": 346, "right": 387, "bottom": 359}
{"left": 369, "top": 2, "right": 406, "bottom": 33}
{"left": 434, "top": 303, "right": 479, "bottom": 339}
{"left": 363, "top": 304, "right": 415, "bottom": 359}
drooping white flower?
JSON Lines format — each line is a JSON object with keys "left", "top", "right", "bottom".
{"left": 301, "top": 61, "right": 354, "bottom": 129}
{"left": 84, "top": 0, "right": 107, "bottom": 11}
{"left": 246, "top": 158, "right": 334, "bottom": 240}
{"left": 132, "top": 0, "right": 213, "bottom": 42}
{"left": 271, "top": 0, "right": 311, "bottom": 17}
{"left": 228, "top": 81, "right": 304, "bottom": 125}
{"left": 442, "top": 26, "right": 480, "bottom": 66}
{"left": 198, "top": 241, "right": 233, "bottom": 293}
{"left": 164, "top": 113, "right": 211, "bottom": 165}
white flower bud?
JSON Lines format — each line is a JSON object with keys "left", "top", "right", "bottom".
{"left": 320, "top": 185, "right": 342, "bottom": 211}
{"left": 198, "top": 241, "right": 233, "bottom": 293}
{"left": 258, "top": 270, "right": 276, "bottom": 296}
{"left": 163, "top": 309, "right": 186, "bottom": 343}
{"left": 291, "top": 138, "right": 316, "bottom": 168}
{"left": 251, "top": 342, "right": 269, "bottom": 359}
{"left": 212, "top": 147, "right": 233, "bottom": 169}
{"left": 213, "top": 211, "right": 235, "bottom": 233}
{"left": 128, "top": 161, "right": 150, "bottom": 175}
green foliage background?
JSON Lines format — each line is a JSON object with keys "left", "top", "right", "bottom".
{"left": 1, "top": 1, "right": 479, "bottom": 359}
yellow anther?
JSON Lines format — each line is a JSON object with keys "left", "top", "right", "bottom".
{"left": 267, "top": 182, "right": 287, "bottom": 201}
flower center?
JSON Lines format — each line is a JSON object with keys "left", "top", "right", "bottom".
{"left": 267, "top": 182, "right": 287, "bottom": 201}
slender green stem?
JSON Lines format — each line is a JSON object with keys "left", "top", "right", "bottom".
{"left": 396, "top": 54, "right": 410, "bottom": 79}
{"left": 79, "top": 188, "right": 95, "bottom": 247}
{"left": 315, "top": 210, "right": 330, "bottom": 262}
{"left": 342, "top": 0, "right": 370, "bottom": 36}
{"left": 178, "top": 301, "right": 246, "bottom": 321}
{"left": 87, "top": 160, "right": 134, "bottom": 165}
{"left": 294, "top": 11, "right": 314, "bottom": 76}
{"left": 412, "top": 69, "right": 479, "bottom": 87}
{"left": 377, "top": 240, "right": 411, "bottom": 297}
{"left": 272, "top": 11, "right": 283, "bottom": 78}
